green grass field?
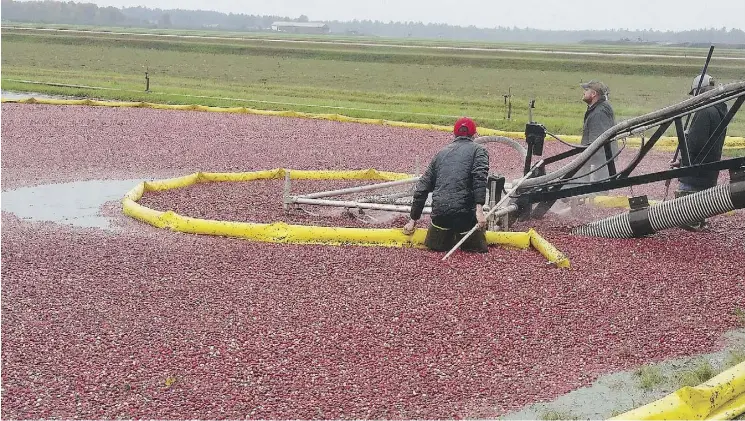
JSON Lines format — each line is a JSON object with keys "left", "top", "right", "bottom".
{"left": 2, "top": 25, "right": 744, "bottom": 137}
{"left": 6, "top": 22, "right": 745, "bottom": 57}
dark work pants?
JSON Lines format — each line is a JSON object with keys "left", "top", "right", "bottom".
{"left": 424, "top": 214, "right": 488, "bottom": 253}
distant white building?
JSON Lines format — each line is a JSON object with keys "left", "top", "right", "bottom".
{"left": 270, "top": 21, "right": 330, "bottom": 34}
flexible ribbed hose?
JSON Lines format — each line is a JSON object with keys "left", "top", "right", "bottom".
{"left": 573, "top": 181, "right": 745, "bottom": 238}
{"left": 475, "top": 135, "right": 528, "bottom": 160}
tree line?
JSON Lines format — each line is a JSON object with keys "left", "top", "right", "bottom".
{"left": 2, "top": 0, "right": 745, "bottom": 45}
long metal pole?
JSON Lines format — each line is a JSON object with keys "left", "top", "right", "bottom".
{"left": 487, "top": 180, "right": 498, "bottom": 231}
{"left": 289, "top": 199, "right": 516, "bottom": 224}
{"left": 358, "top": 190, "right": 415, "bottom": 204}
{"left": 683, "top": 45, "right": 715, "bottom": 132}
{"left": 488, "top": 204, "right": 518, "bottom": 222}
{"left": 442, "top": 160, "right": 544, "bottom": 261}
{"left": 291, "top": 197, "right": 432, "bottom": 214}
{"left": 300, "top": 177, "right": 419, "bottom": 199}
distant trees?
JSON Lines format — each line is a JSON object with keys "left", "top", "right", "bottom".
{"left": 1, "top": 0, "right": 128, "bottom": 26}
{"left": 1, "top": 0, "right": 744, "bottom": 45}
{"left": 157, "top": 13, "right": 171, "bottom": 28}
{"left": 0, "top": 0, "right": 292, "bottom": 30}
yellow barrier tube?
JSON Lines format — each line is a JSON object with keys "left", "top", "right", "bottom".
{"left": 4, "top": 97, "right": 744, "bottom": 149}
{"left": 117, "top": 169, "right": 566, "bottom": 264}
{"left": 528, "top": 229, "right": 571, "bottom": 268}
{"left": 198, "top": 169, "right": 414, "bottom": 182}
{"left": 122, "top": 198, "right": 167, "bottom": 228}
{"left": 611, "top": 361, "right": 745, "bottom": 420}
{"left": 144, "top": 173, "right": 201, "bottom": 191}
{"left": 123, "top": 182, "right": 146, "bottom": 201}
{"left": 141, "top": 212, "right": 533, "bottom": 249}
{"left": 199, "top": 169, "right": 284, "bottom": 182}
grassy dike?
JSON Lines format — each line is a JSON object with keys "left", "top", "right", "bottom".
{"left": 2, "top": 26, "right": 745, "bottom": 137}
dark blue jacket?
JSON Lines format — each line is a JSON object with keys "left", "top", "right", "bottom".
{"left": 410, "top": 136, "right": 489, "bottom": 220}
{"left": 679, "top": 102, "right": 728, "bottom": 190}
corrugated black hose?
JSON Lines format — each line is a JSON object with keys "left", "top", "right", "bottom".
{"left": 572, "top": 180, "right": 745, "bottom": 238}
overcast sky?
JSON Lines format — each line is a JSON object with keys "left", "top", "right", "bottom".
{"left": 61, "top": 0, "right": 744, "bottom": 31}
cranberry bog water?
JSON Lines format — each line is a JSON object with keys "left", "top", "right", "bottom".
{"left": 2, "top": 103, "right": 744, "bottom": 419}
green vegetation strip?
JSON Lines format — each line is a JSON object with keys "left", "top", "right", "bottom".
{"left": 2, "top": 26, "right": 744, "bottom": 137}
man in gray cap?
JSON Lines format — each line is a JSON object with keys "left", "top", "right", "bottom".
{"left": 577, "top": 80, "right": 617, "bottom": 185}
{"left": 673, "top": 73, "right": 728, "bottom": 230}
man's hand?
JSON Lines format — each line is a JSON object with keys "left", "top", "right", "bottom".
{"left": 476, "top": 205, "right": 487, "bottom": 229}
{"left": 402, "top": 219, "right": 417, "bottom": 235}
{"left": 669, "top": 159, "right": 681, "bottom": 169}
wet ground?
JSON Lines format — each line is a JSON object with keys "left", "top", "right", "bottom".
{"left": 502, "top": 329, "right": 745, "bottom": 419}
{"left": 1, "top": 179, "right": 145, "bottom": 230}
{"left": 1, "top": 90, "right": 82, "bottom": 101}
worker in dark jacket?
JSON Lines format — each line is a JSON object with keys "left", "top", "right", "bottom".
{"left": 578, "top": 80, "right": 617, "bottom": 184}
{"left": 677, "top": 74, "right": 728, "bottom": 192}
{"left": 674, "top": 73, "right": 728, "bottom": 230}
{"left": 402, "top": 117, "right": 490, "bottom": 252}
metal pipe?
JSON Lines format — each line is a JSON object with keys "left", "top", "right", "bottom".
{"left": 291, "top": 197, "right": 432, "bottom": 214}
{"left": 282, "top": 170, "right": 291, "bottom": 212}
{"left": 625, "top": 94, "right": 740, "bottom": 138}
{"left": 488, "top": 204, "right": 518, "bottom": 221}
{"left": 360, "top": 180, "right": 515, "bottom": 205}
{"left": 297, "top": 137, "right": 524, "bottom": 201}
{"left": 488, "top": 182, "right": 498, "bottom": 231}
{"left": 358, "top": 190, "right": 415, "bottom": 204}
{"left": 289, "top": 197, "right": 516, "bottom": 221}
{"left": 300, "top": 177, "right": 419, "bottom": 199}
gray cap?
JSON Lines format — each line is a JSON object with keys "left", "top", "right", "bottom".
{"left": 689, "top": 74, "right": 715, "bottom": 95}
{"left": 581, "top": 80, "right": 609, "bottom": 96}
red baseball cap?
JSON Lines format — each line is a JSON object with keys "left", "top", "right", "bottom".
{"left": 454, "top": 117, "right": 477, "bottom": 137}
